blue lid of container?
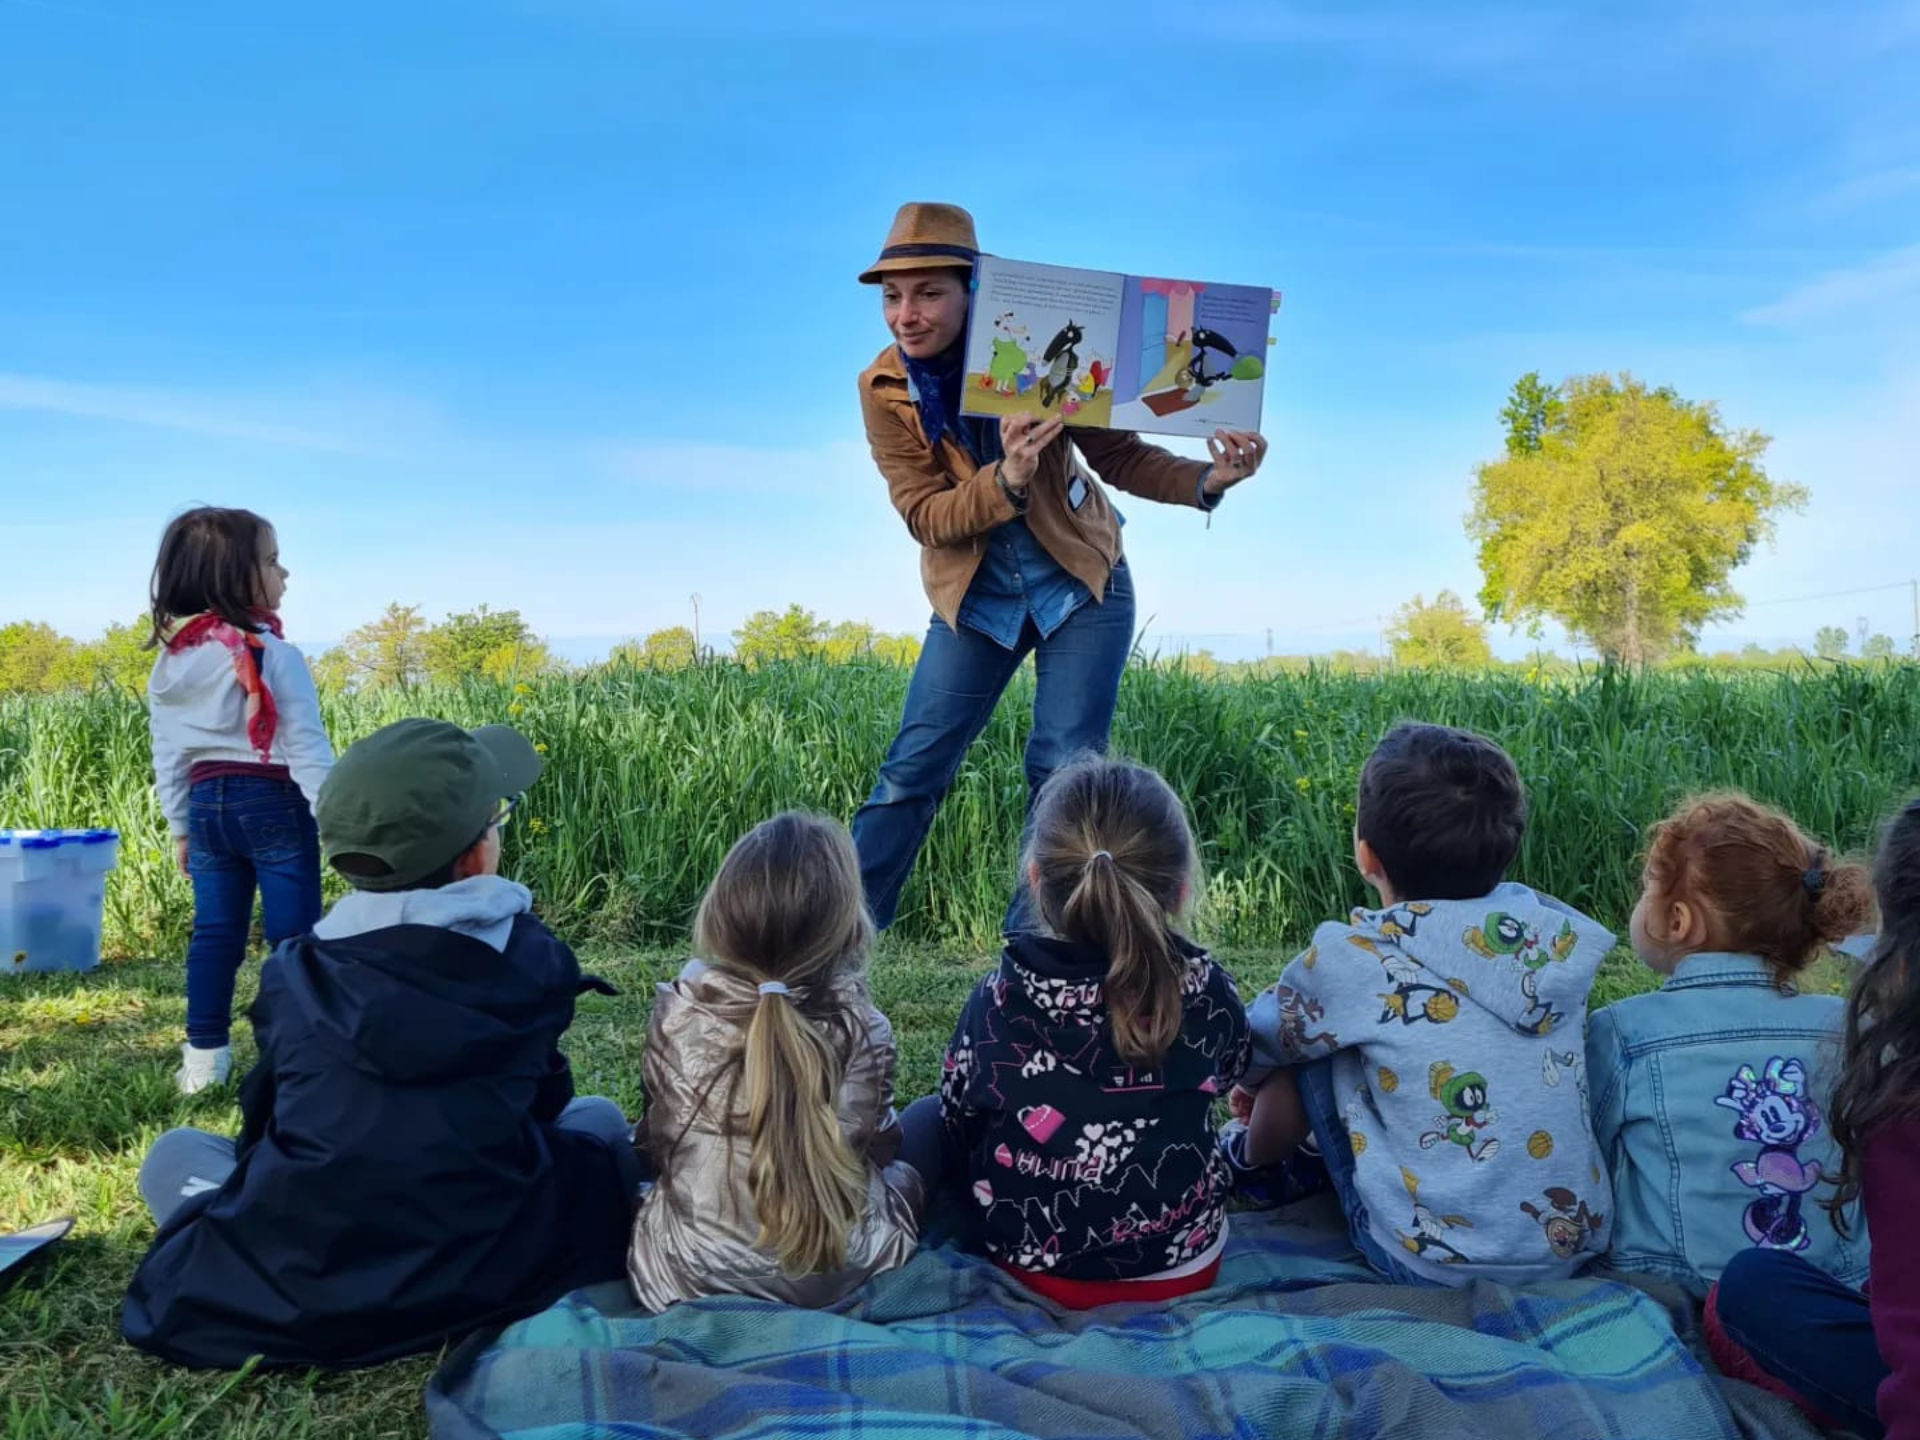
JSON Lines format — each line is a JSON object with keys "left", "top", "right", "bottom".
{"left": 0, "top": 828, "right": 120, "bottom": 849}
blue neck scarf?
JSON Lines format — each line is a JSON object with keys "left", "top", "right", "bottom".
{"left": 901, "top": 336, "right": 1002, "bottom": 467}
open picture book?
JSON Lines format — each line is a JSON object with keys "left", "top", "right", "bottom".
{"left": 960, "top": 256, "right": 1279, "bottom": 440}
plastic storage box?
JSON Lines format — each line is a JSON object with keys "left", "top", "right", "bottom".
{"left": 0, "top": 829, "right": 120, "bottom": 975}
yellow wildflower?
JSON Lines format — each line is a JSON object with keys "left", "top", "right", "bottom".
{"left": 507, "top": 703, "right": 524, "bottom": 717}
{"left": 1293, "top": 729, "right": 1310, "bottom": 741}
{"left": 514, "top": 682, "right": 533, "bottom": 695}
{"left": 527, "top": 817, "right": 549, "bottom": 836}
{"left": 533, "top": 741, "right": 549, "bottom": 754}
{"left": 1295, "top": 777, "right": 1312, "bottom": 792}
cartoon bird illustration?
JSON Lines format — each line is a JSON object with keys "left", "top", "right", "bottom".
{"left": 1039, "top": 321, "right": 1084, "bottom": 408}
{"left": 1177, "top": 327, "right": 1239, "bottom": 393}
{"left": 1396, "top": 1166, "right": 1473, "bottom": 1264}
{"left": 1076, "top": 358, "right": 1111, "bottom": 400}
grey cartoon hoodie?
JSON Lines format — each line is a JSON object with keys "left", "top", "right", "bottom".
{"left": 1246, "top": 882, "right": 1616, "bottom": 1286}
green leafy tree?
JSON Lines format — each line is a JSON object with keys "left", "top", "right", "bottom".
{"left": 1386, "top": 591, "right": 1494, "bottom": 669}
{"left": 1863, "top": 633, "right": 1898, "bottom": 661}
{"left": 0, "top": 621, "right": 75, "bottom": 694}
{"left": 1815, "top": 625, "right": 1850, "bottom": 661}
{"left": 422, "top": 605, "right": 551, "bottom": 685}
{"left": 310, "top": 644, "right": 357, "bottom": 693}
{"left": 335, "top": 603, "right": 429, "bottom": 689}
{"left": 870, "top": 633, "right": 922, "bottom": 667}
{"left": 1469, "top": 373, "right": 1805, "bottom": 667}
{"left": 822, "top": 620, "right": 879, "bottom": 663}
{"left": 50, "top": 618, "right": 153, "bottom": 692}
{"left": 1499, "top": 370, "right": 1564, "bottom": 457}
{"left": 734, "top": 605, "right": 826, "bottom": 666}
{"left": 627, "top": 626, "right": 699, "bottom": 671}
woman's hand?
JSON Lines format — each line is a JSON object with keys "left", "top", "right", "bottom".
{"left": 175, "top": 837, "right": 191, "bottom": 877}
{"left": 1202, "top": 429, "right": 1268, "bottom": 498}
{"left": 997, "top": 413, "right": 1065, "bottom": 493}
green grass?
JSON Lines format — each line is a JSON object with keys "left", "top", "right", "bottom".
{"left": 0, "top": 940, "right": 1854, "bottom": 1437}
{"left": 4, "top": 660, "right": 1918, "bottom": 961}
{"left": 0, "top": 661, "right": 1909, "bottom": 1435}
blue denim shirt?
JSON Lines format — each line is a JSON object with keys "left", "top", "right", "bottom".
{"left": 1586, "top": 952, "right": 1867, "bottom": 1297}
{"left": 910, "top": 370, "right": 1223, "bottom": 651}
{"left": 953, "top": 461, "right": 1221, "bottom": 652}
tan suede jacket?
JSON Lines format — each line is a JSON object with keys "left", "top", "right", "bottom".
{"left": 859, "top": 345, "right": 1212, "bottom": 630}
{"left": 626, "top": 960, "right": 923, "bottom": 1311}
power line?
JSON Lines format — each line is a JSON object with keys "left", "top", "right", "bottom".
{"left": 1739, "top": 580, "right": 1916, "bottom": 610}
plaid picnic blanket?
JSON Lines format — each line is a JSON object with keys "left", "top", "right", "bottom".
{"left": 426, "top": 1200, "right": 1819, "bottom": 1440}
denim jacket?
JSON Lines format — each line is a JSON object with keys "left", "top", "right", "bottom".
{"left": 1586, "top": 952, "right": 1867, "bottom": 1297}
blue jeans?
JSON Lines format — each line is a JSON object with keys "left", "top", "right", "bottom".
{"left": 1710, "top": 1247, "right": 1884, "bottom": 1436}
{"left": 185, "top": 775, "right": 323, "bottom": 1049}
{"left": 852, "top": 562, "right": 1136, "bottom": 933}
{"left": 1298, "top": 1056, "right": 1426, "bottom": 1284}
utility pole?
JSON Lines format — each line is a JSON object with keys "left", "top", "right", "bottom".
{"left": 690, "top": 593, "right": 702, "bottom": 661}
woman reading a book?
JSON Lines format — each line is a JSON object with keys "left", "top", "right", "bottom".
{"left": 851, "top": 201, "right": 1268, "bottom": 933}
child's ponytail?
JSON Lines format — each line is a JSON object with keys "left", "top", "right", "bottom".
{"left": 1644, "top": 794, "right": 1875, "bottom": 986}
{"left": 1027, "top": 757, "right": 1198, "bottom": 1068}
{"left": 693, "top": 811, "right": 875, "bottom": 1276}
{"left": 1062, "top": 852, "right": 1185, "bottom": 1064}
{"left": 743, "top": 987, "right": 869, "bottom": 1273}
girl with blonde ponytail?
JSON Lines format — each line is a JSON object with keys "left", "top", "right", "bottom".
{"left": 922, "top": 756, "right": 1250, "bottom": 1308}
{"left": 627, "top": 813, "right": 922, "bottom": 1310}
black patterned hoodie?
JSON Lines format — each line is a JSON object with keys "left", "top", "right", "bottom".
{"left": 939, "top": 932, "right": 1250, "bottom": 1281}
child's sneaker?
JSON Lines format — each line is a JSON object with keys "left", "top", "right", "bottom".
{"left": 1218, "top": 1120, "right": 1331, "bottom": 1209}
{"left": 175, "top": 1043, "right": 231, "bottom": 1096}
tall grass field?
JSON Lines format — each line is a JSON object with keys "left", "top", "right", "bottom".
{"left": 2, "top": 660, "right": 1917, "bottom": 1437}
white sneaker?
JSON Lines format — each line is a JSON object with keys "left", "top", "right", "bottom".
{"left": 175, "top": 1043, "right": 232, "bottom": 1096}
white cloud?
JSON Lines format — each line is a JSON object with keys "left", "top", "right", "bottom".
{"left": 0, "top": 372, "right": 371, "bottom": 453}
{"left": 1742, "top": 246, "right": 1920, "bottom": 326}
{"left": 1809, "top": 164, "right": 1920, "bottom": 215}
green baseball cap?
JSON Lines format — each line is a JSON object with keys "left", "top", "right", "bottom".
{"left": 317, "top": 718, "right": 543, "bottom": 892}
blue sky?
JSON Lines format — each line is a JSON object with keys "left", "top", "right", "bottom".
{"left": 4, "top": 0, "right": 1918, "bottom": 660}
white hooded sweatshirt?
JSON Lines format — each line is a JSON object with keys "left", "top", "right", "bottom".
{"left": 147, "top": 633, "right": 335, "bottom": 837}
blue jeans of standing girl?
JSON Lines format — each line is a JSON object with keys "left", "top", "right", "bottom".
{"left": 185, "top": 774, "right": 322, "bottom": 1049}
{"left": 852, "top": 561, "right": 1135, "bottom": 935}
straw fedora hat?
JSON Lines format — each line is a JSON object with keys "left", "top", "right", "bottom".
{"left": 858, "top": 202, "right": 980, "bottom": 284}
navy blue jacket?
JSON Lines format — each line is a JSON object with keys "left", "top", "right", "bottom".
{"left": 122, "top": 915, "right": 630, "bottom": 1369}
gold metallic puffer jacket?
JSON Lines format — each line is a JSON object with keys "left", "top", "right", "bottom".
{"left": 627, "top": 960, "right": 924, "bottom": 1310}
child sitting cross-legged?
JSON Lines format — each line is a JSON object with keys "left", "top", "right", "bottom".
{"left": 627, "top": 812, "right": 923, "bottom": 1311}
{"left": 1229, "top": 722, "right": 1616, "bottom": 1286}
{"left": 924, "top": 756, "right": 1251, "bottom": 1307}
{"left": 123, "top": 719, "right": 643, "bottom": 1369}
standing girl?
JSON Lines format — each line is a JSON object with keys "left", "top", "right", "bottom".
{"left": 927, "top": 756, "right": 1249, "bottom": 1306}
{"left": 147, "top": 507, "right": 334, "bottom": 1094}
{"left": 1587, "top": 794, "right": 1875, "bottom": 1296}
{"left": 1707, "top": 798, "right": 1920, "bottom": 1440}
{"left": 627, "top": 812, "right": 922, "bottom": 1311}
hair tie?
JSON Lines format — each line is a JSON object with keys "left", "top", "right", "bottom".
{"left": 1088, "top": 850, "right": 1113, "bottom": 866}
{"left": 1802, "top": 867, "right": 1827, "bottom": 898}
{"left": 757, "top": 980, "right": 792, "bottom": 998}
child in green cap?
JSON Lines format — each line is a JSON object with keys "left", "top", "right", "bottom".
{"left": 123, "top": 718, "right": 642, "bottom": 1370}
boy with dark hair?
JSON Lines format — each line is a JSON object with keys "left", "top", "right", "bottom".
{"left": 124, "top": 719, "right": 644, "bottom": 1369}
{"left": 1227, "top": 722, "right": 1617, "bottom": 1286}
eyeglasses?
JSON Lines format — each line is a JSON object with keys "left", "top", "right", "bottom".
{"left": 488, "top": 794, "right": 522, "bottom": 831}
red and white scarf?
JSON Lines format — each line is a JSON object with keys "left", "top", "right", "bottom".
{"left": 162, "top": 611, "right": 285, "bottom": 762}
